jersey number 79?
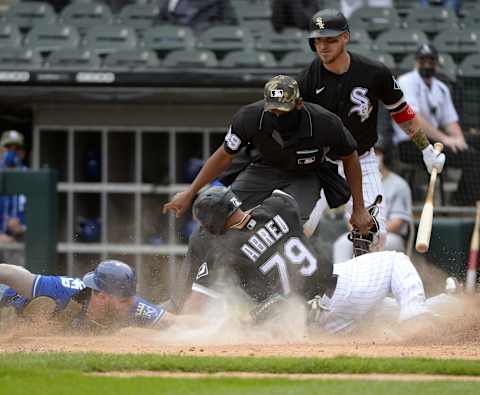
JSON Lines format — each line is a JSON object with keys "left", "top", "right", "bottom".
{"left": 259, "top": 237, "right": 317, "bottom": 296}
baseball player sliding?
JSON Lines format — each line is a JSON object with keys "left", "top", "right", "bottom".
{"left": 0, "top": 260, "right": 166, "bottom": 331}
{"left": 189, "top": 186, "right": 454, "bottom": 334}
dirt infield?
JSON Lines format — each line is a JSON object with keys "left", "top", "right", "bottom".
{"left": 1, "top": 295, "right": 480, "bottom": 360}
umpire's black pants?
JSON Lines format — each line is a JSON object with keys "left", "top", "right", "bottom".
{"left": 231, "top": 163, "right": 321, "bottom": 223}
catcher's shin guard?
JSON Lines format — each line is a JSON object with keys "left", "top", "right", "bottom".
{"left": 348, "top": 195, "right": 382, "bottom": 257}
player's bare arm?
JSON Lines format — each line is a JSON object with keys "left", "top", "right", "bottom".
{"left": 163, "top": 146, "right": 234, "bottom": 217}
{"left": 340, "top": 152, "right": 372, "bottom": 234}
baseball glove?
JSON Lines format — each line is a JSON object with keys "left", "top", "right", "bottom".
{"left": 348, "top": 195, "right": 382, "bottom": 257}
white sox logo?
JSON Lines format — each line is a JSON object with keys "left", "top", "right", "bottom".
{"left": 348, "top": 87, "right": 373, "bottom": 123}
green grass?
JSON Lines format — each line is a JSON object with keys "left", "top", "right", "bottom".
{"left": 1, "top": 353, "right": 480, "bottom": 376}
{"left": 1, "top": 353, "right": 480, "bottom": 395}
{"left": 1, "top": 374, "right": 479, "bottom": 395}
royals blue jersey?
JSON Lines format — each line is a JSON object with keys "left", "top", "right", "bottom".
{"left": 0, "top": 275, "right": 165, "bottom": 327}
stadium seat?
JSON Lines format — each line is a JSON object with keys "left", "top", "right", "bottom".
{"left": 0, "top": 46, "right": 42, "bottom": 69}
{"left": 60, "top": 2, "right": 113, "bottom": 33}
{"left": 461, "top": 11, "right": 480, "bottom": 30}
{"left": 196, "top": 25, "right": 254, "bottom": 55}
{"left": 0, "top": 23, "right": 21, "bottom": 48}
{"left": 104, "top": 49, "right": 160, "bottom": 70}
{"left": 349, "top": 7, "right": 400, "bottom": 36}
{"left": 348, "top": 29, "right": 372, "bottom": 48}
{"left": 220, "top": 50, "right": 276, "bottom": 68}
{"left": 279, "top": 51, "right": 315, "bottom": 68}
{"left": 24, "top": 23, "right": 80, "bottom": 53}
{"left": 347, "top": 43, "right": 373, "bottom": 55}
{"left": 404, "top": 7, "right": 458, "bottom": 36}
{"left": 458, "top": 54, "right": 480, "bottom": 77}
{"left": 393, "top": 0, "right": 419, "bottom": 17}
{"left": 433, "top": 29, "right": 480, "bottom": 63}
{"left": 398, "top": 53, "right": 457, "bottom": 81}
{"left": 5, "top": 1, "right": 56, "bottom": 31}
{"left": 256, "top": 29, "right": 307, "bottom": 56}
{"left": 163, "top": 49, "right": 218, "bottom": 68}
{"left": 118, "top": 3, "right": 160, "bottom": 33}
{"left": 46, "top": 48, "right": 101, "bottom": 69}
{"left": 373, "top": 29, "right": 429, "bottom": 59}
{"left": 239, "top": 19, "right": 274, "bottom": 40}
{"left": 143, "top": 25, "right": 195, "bottom": 54}
{"left": 85, "top": 25, "right": 137, "bottom": 55}
{"left": 232, "top": 0, "right": 271, "bottom": 24}
{"left": 369, "top": 52, "right": 396, "bottom": 70}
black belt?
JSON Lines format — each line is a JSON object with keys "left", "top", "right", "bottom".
{"left": 324, "top": 275, "right": 338, "bottom": 298}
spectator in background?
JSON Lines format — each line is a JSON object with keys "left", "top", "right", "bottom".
{"left": 340, "top": 0, "right": 393, "bottom": 18}
{"left": 333, "top": 141, "right": 413, "bottom": 263}
{"left": 271, "top": 0, "right": 319, "bottom": 32}
{"left": 160, "top": 0, "right": 237, "bottom": 31}
{"left": 393, "top": 44, "right": 480, "bottom": 206}
{"left": 420, "top": 0, "right": 462, "bottom": 17}
{"left": 0, "top": 130, "right": 27, "bottom": 266}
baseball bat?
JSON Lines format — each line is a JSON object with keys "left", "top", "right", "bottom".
{"left": 465, "top": 201, "right": 480, "bottom": 294}
{"left": 415, "top": 142, "right": 444, "bottom": 253}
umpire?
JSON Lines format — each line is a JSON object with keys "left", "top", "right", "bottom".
{"left": 164, "top": 75, "right": 372, "bottom": 233}
{"left": 298, "top": 9, "right": 446, "bottom": 244}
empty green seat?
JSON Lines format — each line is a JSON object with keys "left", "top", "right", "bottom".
{"left": 143, "top": 25, "right": 195, "bottom": 53}
{"left": 373, "top": 29, "right": 429, "bottom": 57}
{"left": 349, "top": 7, "right": 400, "bottom": 35}
{"left": 163, "top": 49, "right": 218, "bottom": 68}
{"left": 348, "top": 29, "right": 372, "bottom": 47}
{"left": 5, "top": 1, "right": 56, "bottom": 31}
{"left": 256, "top": 28, "right": 306, "bottom": 54}
{"left": 220, "top": 50, "right": 276, "bottom": 68}
{"left": 348, "top": 43, "right": 373, "bottom": 55}
{"left": 367, "top": 52, "right": 396, "bottom": 70}
{"left": 0, "top": 23, "right": 21, "bottom": 48}
{"left": 433, "top": 29, "right": 480, "bottom": 62}
{"left": 85, "top": 25, "right": 137, "bottom": 55}
{"left": 232, "top": 0, "right": 271, "bottom": 23}
{"left": 196, "top": 25, "right": 254, "bottom": 53}
{"left": 0, "top": 46, "right": 42, "bottom": 69}
{"left": 118, "top": 3, "right": 160, "bottom": 32}
{"left": 60, "top": 2, "right": 113, "bottom": 32}
{"left": 104, "top": 49, "right": 160, "bottom": 69}
{"left": 279, "top": 51, "right": 315, "bottom": 68}
{"left": 458, "top": 54, "right": 480, "bottom": 77}
{"left": 25, "top": 23, "right": 79, "bottom": 52}
{"left": 461, "top": 11, "right": 480, "bottom": 30}
{"left": 404, "top": 7, "right": 458, "bottom": 35}
{"left": 46, "top": 48, "right": 101, "bottom": 69}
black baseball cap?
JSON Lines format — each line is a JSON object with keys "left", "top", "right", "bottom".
{"left": 309, "top": 9, "right": 349, "bottom": 38}
{"left": 416, "top": 44, "right": 438, "bottom": 61}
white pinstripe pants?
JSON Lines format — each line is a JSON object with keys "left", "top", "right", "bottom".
{"left": 315, "top": 251, "right": 429, "bottom": 333}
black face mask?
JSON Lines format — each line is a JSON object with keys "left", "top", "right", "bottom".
{"left": 268, "top": 109, "right": 301, "bottom": 138}
{"left": 419, "top": 67, "right": 435, "bottom": 79}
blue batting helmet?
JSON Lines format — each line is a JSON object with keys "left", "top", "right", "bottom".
{"left": 192, "top": 186, "right": 242, "bottom": 235}
{"left": 82, "top": 260, "right": 136, "bottom": 298}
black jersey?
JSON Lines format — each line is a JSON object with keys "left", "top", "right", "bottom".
{"left": 297, "top": 52, "right": 405, "bottom": 154}
{"left": 192, "top": 191, "right": 334, "bottom": 303}
{"left": 223, "top": 100, "right": 357, "bottom": 173}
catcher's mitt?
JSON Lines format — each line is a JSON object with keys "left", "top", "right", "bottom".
{"left": 348, "top": 195, "right": 382, "bottom": 257}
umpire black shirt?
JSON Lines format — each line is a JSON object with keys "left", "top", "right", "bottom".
{"left": 298, "top": 52, "right": 405, "bottom": 155}
{"left": 223, "top": 100, "right": 357, "bottom": 173}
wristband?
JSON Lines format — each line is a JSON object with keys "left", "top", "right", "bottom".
{"left": 391, "top": 104, "right": 416, "bottom": 124}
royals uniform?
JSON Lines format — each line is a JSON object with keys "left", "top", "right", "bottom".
{"left": 0, "top": 275, "right": 165, "bottom": 327}
{"left": 298, "top": 52, "right": 409, "bottom": 235}
{"left": 192, "top": 191, "right": 430, "bottom": 333}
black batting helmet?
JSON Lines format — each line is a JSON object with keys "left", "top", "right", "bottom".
{"left": 416, "top": 44, "right": 438, "bottom": 61}
{"left": 83, "top": 260, "right": 136, "bottom": 298}
{"left": 309, "top": 9, "right": 349, "bottom": 52}
{"left": 192, "top": 186, "right": 242, "bottom": 235}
